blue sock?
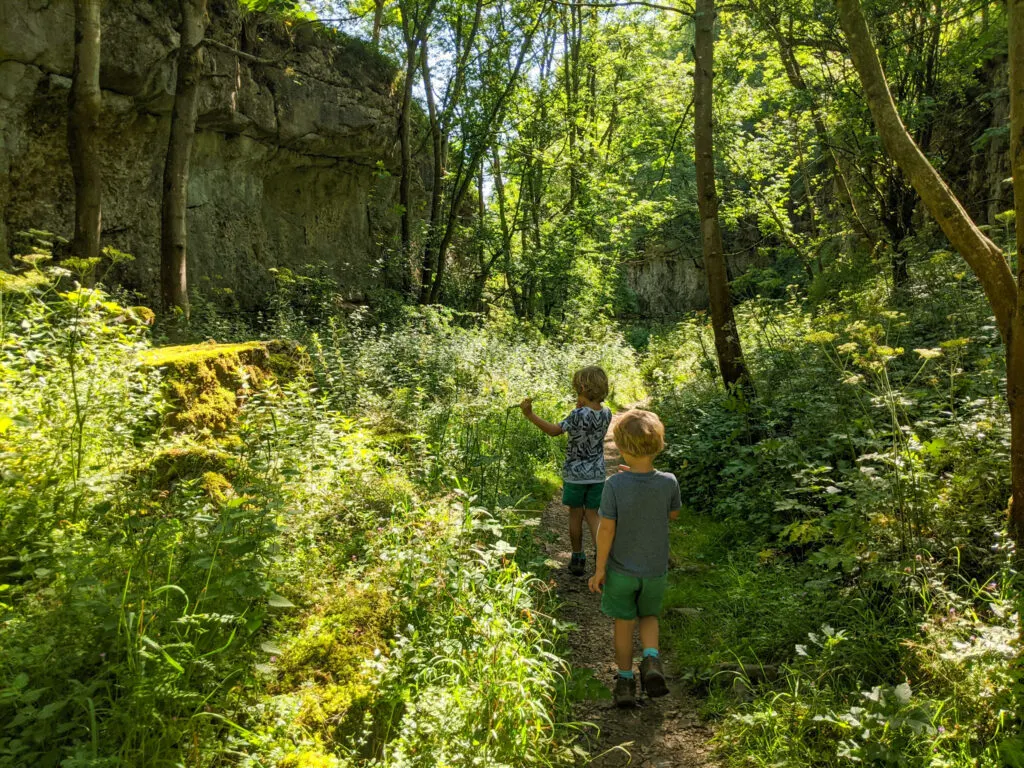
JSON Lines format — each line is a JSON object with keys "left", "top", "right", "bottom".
{"left": 617, "top": 669, "right": 634, "bottom": 679}
{"left": 643, "top": 648, "right": 660, "bottom": 659}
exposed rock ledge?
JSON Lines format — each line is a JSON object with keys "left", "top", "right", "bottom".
{"left": 0, "top": 0, "right": 419, "bottom": 307}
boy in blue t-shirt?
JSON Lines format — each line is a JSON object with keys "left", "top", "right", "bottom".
{"left": 589, "top": 409, "right": 680, "bottom": 707}
{"left": 520, "top": 366, "right": 612, "bottom": 576}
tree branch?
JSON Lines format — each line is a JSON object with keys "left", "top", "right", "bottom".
{"left": 550, "top": 0, "right": 694, "bottom": 16}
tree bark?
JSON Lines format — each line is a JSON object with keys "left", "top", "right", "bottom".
{"left": 418, "top": 38, "right": 444, "bottom": 303}
{"left": 837, "top": 0, "right": 1024, "bottom": 548}
{"left": 160, "top": 0, "right": 208, "bottom": 316}
{"left": 372, "top": 0, "right": 384, "bottom": 46}
{"left": 69, "top": 0, "right": 103, "bottom": 262}
{"left": 1008, "top": 0, "right": 1024, "bottom": 545}
{"left": 398, "top": 35, "right": 417, "bottom": 288}
{"left": 693, "top": 0, "right": 752, "bottom": 395}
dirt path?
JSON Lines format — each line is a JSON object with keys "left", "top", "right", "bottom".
{"left": 542, "top": 410, "right": 716, "bottom": 768}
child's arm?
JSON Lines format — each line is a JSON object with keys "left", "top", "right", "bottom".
{"left": 589, "top": 519, "right": 616, "bottom": 593}
{"left": 519, "top": 398, "right": 564, "bottom": 437}
{"left": 669, "top": 476, "right": 682, "bottom": 520}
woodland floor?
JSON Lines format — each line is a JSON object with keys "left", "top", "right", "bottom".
{"left": 542, "top": 411, "right": 717, "bottom": 768}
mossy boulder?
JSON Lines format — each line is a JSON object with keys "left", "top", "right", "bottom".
{"left": 275, "top": 582, "right": 397, "bottom": 745}
{"left": 132, "top": 442, "right": 239, "bottom": 502}
{"left": 139, "top": 341, "right": 272, "bottom": 433}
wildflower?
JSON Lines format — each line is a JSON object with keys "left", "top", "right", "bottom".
{"left": 904, "top": 567, "right": 912, "bottom": 573}
{"left": 988, "top": 582, "right": 998, "bottom": 590}
{"left": 938, "top": 726, "right": 946, "bottom": 734}
{"left": 270, "top": 656, "right": 278, "bottom": 663}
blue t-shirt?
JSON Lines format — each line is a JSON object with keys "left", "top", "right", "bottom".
{"left": 599, "top": 470, "right": 681, "bottom": 578}
{"left": 559, "top": 406, "right": 612, "bottom": 484}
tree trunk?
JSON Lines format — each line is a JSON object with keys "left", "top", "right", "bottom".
{"left": 398, "top": 36, "right": 417, "bottom": 290}
{"left": 160, "top": 0, "right": 208, "bottom": 316}
{"left": 69, "top": 0, "right": 103, "bottom": 262}
{"left": 419, "top": 38, "right": 444, "bottom": 304}
{"left": 693, "top": 0, "right": 752, "bottom": 395}
{"left": 837, "top": 0, "right": 1024, "bottom": 548}
{"left": 835, "top": 0, "right": 1015, "bottom": 335}
{"left": 1008, "top": 0, "right": 1024, "bottom": 545}
{"left": 765, "top": 14, "right": 876, "bottom": 244}
{"left": 426, "top": 14, "right": 543, "bottom": 305}
{"left": 372, "top": 0, "right": 384, "bottom": 46}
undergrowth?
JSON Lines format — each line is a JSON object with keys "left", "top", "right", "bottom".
{"left": 0, "top": 256, "right": 643, "bottom": 767}
{"left": 648, "top": 251, "right": 1021, "bottom": 766}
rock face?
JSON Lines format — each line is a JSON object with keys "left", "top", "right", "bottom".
{"left": 0, "top": 0, "right": 414, "bottom": 307}
{"left": 624, "top": 235, "right": 759, "bottom": 316}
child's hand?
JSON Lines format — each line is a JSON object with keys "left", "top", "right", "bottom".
{"left": 588, "top": 570, "right": 606, "bottom": 593}
{"left": 519, "top": 397, "right": 533, "bottom": 416}
{"left": 617, "top": 464, "right": 631, "bottom": 473}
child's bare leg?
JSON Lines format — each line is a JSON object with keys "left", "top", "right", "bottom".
{"left": 614, "top": 619, "right": 635, "bottom": 672}
{"left": 568, "top": 506, "right": 585, "bottom": 552}
{"left": 638, "top": 616, "right": 659, "bottom": 652}
{"left": 583, "top": 508, "right": 599, "bottom": 552}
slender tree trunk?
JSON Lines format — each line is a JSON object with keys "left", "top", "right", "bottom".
{"left": 693, "top": 0, "right": 752, "bottom": 395}
{"left": 69, "top": 0, "right": 103, "bottom": 262}
{"left": 372, "top": 0, "right": 384, "bottom": 46}
{"left": 160, "top": 0, "right": 208, "bottom": 316}
{"left": 426, "top": 15, "right": 542, "bottom": 305}
{"left": 1008, "top": 0, "right": 1024, "bottom": 545}
{"left": 837, "top": 0, "right": 1024, "bottom": 548}
{"left": 835, "top": 0, "right": 1015, "bottom": 332}
{"left": 766, "top": 18, "right": 875, "bottom": 244}
{"left": 398, "top": 36, "right": 417, "bottom": 290}
{"left": 562, "top": 7, "right": 581, "bottom": 211}
{"left": 419, "top": 39, "right": 444, "bottom": 304}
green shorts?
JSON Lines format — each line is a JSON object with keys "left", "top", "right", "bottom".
{"left": 600, "top": 569, "right": 668, "bottom": 620}
{"left": 562, "top": 481, "right": 604, "bottom": 509}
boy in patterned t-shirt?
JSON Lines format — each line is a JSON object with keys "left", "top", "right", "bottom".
{"left": 520, "top": 366, "right": 612, "bottom": 576}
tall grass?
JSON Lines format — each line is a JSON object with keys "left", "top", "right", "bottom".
{"left": 0, "top": 267, "right": 643, "bottom": 767}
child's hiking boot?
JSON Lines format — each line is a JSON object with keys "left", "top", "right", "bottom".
{"left": 640, "top": 655, "right": 669, "bottom": 698}
{"left": 569, "top": 552, "right": 586, "bottom": 577}
{"left": 613, "top": 675, "right": 636, "bottom": 708}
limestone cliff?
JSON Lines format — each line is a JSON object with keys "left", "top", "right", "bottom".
{"left": 0, "top": 0, "right": 416, "bottom": 307}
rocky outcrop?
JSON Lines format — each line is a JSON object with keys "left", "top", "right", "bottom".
{"left": 0, "top": 0, "right": 416, "bottom": 307}
{"left": 624, "top": 233, "right": 759, "bottom": 316}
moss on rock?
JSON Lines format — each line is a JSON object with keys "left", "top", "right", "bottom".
{"left": 278, "top": 751, "right": 340, "bottom": 768}
{"left": 139, "top": 341, "right": 271, "bottom": 433}
{"left": 275, "top": 581, "right": 397, "bottom": 745}
{"left": 139, "top": 340, "right": 312, "bottom": 433}
{"left": 137, "top": 443, "right": 233, "bottom": 486}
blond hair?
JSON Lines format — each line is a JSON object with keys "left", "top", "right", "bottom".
{"left": 613, "top": 409, "right": 665, "bottom": 457}
{"left": 572, "top": 366, "right": 609, "bottom": 403}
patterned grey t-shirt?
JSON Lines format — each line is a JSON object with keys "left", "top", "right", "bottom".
{"left": 559, "top": 406, "right": 612, "bottom": 484}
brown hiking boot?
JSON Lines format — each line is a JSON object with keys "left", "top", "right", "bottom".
{"left": 613, "top": 675, "right": 636, "bottom": 708}
{"left": 640, "top": 655, "right": 669, "bottom": 698}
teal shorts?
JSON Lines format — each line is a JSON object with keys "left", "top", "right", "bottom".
{"left": 600, "top": 569, "right": 668, "bottom": 620}
{"left": 562, "top": 481, "right": 604, "bottom": 509}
